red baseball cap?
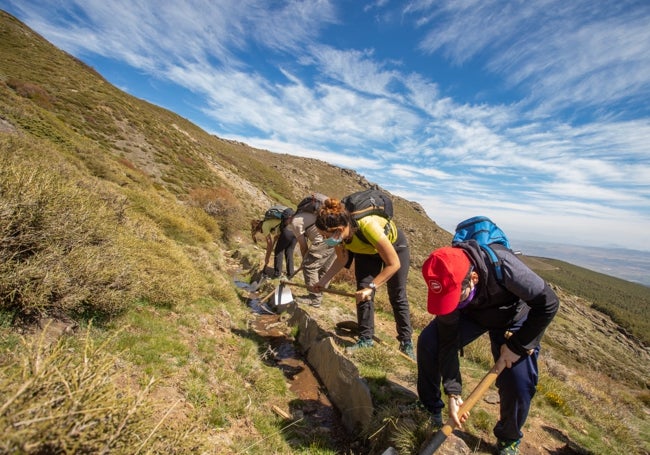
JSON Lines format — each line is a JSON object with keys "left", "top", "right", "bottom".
{"left": 422, "top": 247, "right": 471, "bottom": 315}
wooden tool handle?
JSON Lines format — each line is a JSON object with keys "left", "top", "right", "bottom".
{"left": 419, "top": 363, "right": 501, "bottom": 454}
{"left": 280, "top": 280, "right": 356, "bottom": 298}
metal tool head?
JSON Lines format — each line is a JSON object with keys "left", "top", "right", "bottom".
{"left": 269, "top": 282, "right": 294, "bottom": 313}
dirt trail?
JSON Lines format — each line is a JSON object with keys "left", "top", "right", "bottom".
{"left": 239, "top": 276, "right": 584, "bottom": 455}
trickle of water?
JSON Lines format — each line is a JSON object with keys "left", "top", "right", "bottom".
{"left": 248, "top": 307, "right": 354, "bottom": 451}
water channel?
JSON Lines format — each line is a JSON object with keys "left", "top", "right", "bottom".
{"left": 236, "top": 279, "right": 360, "bottom": 453}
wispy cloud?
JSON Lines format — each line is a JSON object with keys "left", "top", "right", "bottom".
{"left": 406, "top": 0, "right": 650, "bottom": 116}
{"left": 3, "top": 0, "right": 649, "bottom": 251}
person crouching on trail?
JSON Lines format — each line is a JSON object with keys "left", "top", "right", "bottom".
{"left": 286, "top": 198, "right": 337, "bottom": 308}
{"left": 417, "top": 242, "right": 559, "bottom": 455}
{"left": 251, "top": 209, "right": 297, "bottom": 278}
{"left": 310, "top": 198, "right": 415, "bottom": 359}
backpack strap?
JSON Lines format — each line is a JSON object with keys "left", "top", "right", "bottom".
{"left": 353, "top": 217, "right": 393, "bottom": 245}
{"left": 481, "top": 243, "right": 506, "bottom": 282}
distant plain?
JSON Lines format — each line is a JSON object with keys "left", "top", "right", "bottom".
{"left": 513, "top": 240, "right": 650, "bottom": 287}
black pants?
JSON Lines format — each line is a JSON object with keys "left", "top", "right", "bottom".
{"left": 353, "top": 228, "right": 412, "bottom": 344}
{"left": 274, "top": 226, "right": 297, "bottom": 277}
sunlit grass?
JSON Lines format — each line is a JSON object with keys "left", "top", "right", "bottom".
{"left": 0, "top": 324, "right": 157, "bottom": 454}
{"left": 113, "top": 304, "right": 189, "bottom": 376}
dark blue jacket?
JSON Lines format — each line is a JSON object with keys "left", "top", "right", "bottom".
{"left": 436, "top": 240, "right": 559, "bottom": 395}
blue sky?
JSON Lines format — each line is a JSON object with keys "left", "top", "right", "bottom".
{"left": 3, "top": 1, "right": 650, "bottom": 252}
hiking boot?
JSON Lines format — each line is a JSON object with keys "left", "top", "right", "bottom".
{"left": 345, "top": 338, "right": 373, "bottom": 353}
{"left": 294, "top": 296, "right": 321, "bottom": 308}
{"left": 497, "top": 439, "right": 520, "bottom": 455}
{"left": 399, "top": 340, "right": 416, "bottom": 360}
{"left": 430, "top": 411, "right": 443, "bottom": 428}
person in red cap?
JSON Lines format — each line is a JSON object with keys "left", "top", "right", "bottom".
{"left": 417, "top": 241, "right": 559, "bottom": 455}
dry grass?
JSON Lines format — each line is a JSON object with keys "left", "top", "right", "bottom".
{"left": 0, "top": 137, "right": 138, "bottom": 320}
{"left": 0, "top": 324, "right": 155, "bottom": 454}
{"left": 0, "top": 136, "right": 226, "bottom": 322}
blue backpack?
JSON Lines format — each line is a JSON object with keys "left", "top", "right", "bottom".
{"left": 264, "top": 205, "right": 289, "bottom": 221}
{"left": 452, "top": 216, "right": 511, "bottom": 282}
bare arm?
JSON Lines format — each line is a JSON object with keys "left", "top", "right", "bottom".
{"left": 371, "top": 235, "right": 400, "bottom": 287}
{"left": 264, "top": 234, "right": 276, "bottom": 267}
{"left": 355, "top": 236, "right": 400, "bottom": 301}
{"left": 296, "top": 234, "right": 309, "bottom": 257}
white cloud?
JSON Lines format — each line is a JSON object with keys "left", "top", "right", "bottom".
{"left": 3, "top": 0, "right": 649, "bottom": 251}
{"left": 310, "top": 46, "right": 397, "bottom": 97}
{"left": 405, "top": 0, "right": 650, "bottom": 116}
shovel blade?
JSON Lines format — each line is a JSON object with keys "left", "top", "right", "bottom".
{"left": 249, "top": 275, "right": 267, "bottom": 292}
{"left": 273, "top": 284, "right": 294, "bottom": 310}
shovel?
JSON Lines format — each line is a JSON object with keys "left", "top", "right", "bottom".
{"left": 269, "top": 281, "right": 295, "bottom": 312}
{"left": 279, "top": 280, "right": 356, "bottom": 298}
{"left": 282, "top": 281, "right": 416, "bottom": 363}
{"left": 248, "top": 274, "right": 268, "bottom": 292}
{"left": 417, "top": 362, "right": 501, "bottom": 455}
{"left": 256, "top": 266, "right": 305, "bottom": 311}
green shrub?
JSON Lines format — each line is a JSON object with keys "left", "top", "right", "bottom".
{"left": 0, "top": 137, "right": 140, "bottom": 319}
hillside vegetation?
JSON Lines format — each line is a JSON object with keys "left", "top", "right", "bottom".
{"left": 527, "top": 257, "right": 650, "bottom": 346}
{"left": 1, "top": 10, "right": 648, "bottom": 455}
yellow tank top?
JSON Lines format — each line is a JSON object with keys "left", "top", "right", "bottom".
{"left": 344, "top": 215, "right": 397, "bottom": 255}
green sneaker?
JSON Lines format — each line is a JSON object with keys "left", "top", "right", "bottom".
{"left": 345, "top": 338, "right": 373, "bottom": 353}
{"left": 430, "top": 412, "right": 443, "bottom": 428}
{"left": 497, "top": 439, "right": 520, "bottom": 455}
{"left": 399, "top": 340, "right": 416, "bottom": 360}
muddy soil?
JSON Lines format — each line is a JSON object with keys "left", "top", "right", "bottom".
{"left": 245, "top": 292, "right": 359, "bottom": 453}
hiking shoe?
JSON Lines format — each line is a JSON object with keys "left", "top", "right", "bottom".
{"left": 294, "top": 297, "right": 321, "bottom": 307}
{"left": 345, "top": 338, "right": 373, "bottom": 353}
{"left": 497, "top": 439, "right": 520, "bottom": 455}
{"left": 399, "top": 341, "right": 416, "bottom": 360}
{"left": 430, "top": 412, "right": 443, "bottom": 428}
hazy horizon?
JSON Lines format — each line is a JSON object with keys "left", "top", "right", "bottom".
{"left": 512, "top": 239, "right": 650, "bottom": 287}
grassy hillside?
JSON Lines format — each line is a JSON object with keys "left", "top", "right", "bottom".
{"left": 1, "top": 10, "right": 648, "bottom": 455}
{"left": 522, "top": 256, "right": 650, "bottom": 347}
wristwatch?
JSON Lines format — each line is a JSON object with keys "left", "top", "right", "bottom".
{"left": 368, "top": 282, "right": 377, "bottom": 291}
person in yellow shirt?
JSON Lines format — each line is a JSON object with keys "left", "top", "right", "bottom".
{"left": 251, "top": 207, "right": 296, "bottom": 278}
{"left": 311, "top": 198, "right": 414, "bottom": 358}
